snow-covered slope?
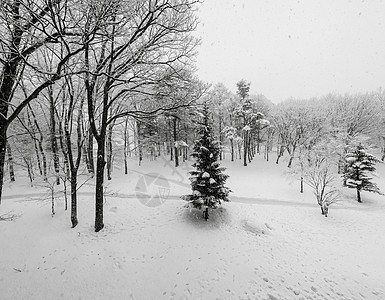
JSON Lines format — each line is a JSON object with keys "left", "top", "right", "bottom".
{"left": 1, "top": 154, "right": 384, "bottom": 299}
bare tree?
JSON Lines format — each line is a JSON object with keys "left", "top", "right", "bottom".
{"left": 57, "top": 74, "right": 86, "bottom": 228}
{"left": 326, "top": 93, "right": 380, "bottom": 182}
{"left": 0, "top": 0, "right": 104, "bottom": 203}
{"left": 6, "top": 141, "right": 15, "bottom": 182}
{"left": 209, "top": 83, "right": 234, "bottom": 160}
{"left": 271, "top": 101, "right": 305, "bottom": 167}
{"left": 300, "top": 142, "right": 340, "bottom": 216}
{"left": 272, "top": 99, "right": 325, "bottom": 168}
{"left": 81, "top": 0, "right": 201, "bottom": 231}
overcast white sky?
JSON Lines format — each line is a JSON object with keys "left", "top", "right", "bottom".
{"left": 194, "top": 0, "right": 385, "bottom": 103}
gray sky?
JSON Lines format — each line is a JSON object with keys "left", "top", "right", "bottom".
{"left": 194, "top": 0, "right": 385, "bottom": 103}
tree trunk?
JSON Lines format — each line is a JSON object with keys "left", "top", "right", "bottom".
{"left": 137, "top": 121, "right": 143, "bottom": 166}
{"left": 33, "top": 138, "right": 43, "bottom": 176}
{"left": 70, "top": 172, "right": 78, "bottom": 227}
{"left": 168, "top": 119, "right": 173, "bottom": 161}
{"left": 87, "top": 129, "right": 95, "bottom": 176}
{"left": 0, "top": 16, "right": 22, "bottom": 203}
{"left": 57, "top": 120, "right": 70, "bottom": 178}
{"left": 342, "top": 163, "right": 348, "bottom": 186}
{"left": 6, "top": 141, "right": 15, "bottom": 182}
{"left": 323, "top": 203, "right": 329, "bottom": 217}
{"left": 287, "top": 156, "right": 294, "bottom": 168}
{"left": 257, "top": 129, "right": 260, "bottom": 154}
{"left": 204, "top": 207, "right": 209, "bottom": 221}
{"left": 183, "top": 124, "right": 188, "bottom": 162}
{"left": 64, "top": 81, "right": 85, "bottom": 228}
{"left": 251, "top": 136, "right": 256, "bottom": 158}
{"left": 357, "top": 188, "right": 362, "bottom": 203}
{"left": 174, "top": 144, "right": 179, "bottom": 167}
{"left": 51, "top": 187, "right": 55, "bottom": 215}
{"left": 106, "top": 122, "right": 114, "bottom": 180}
{"left": 82, "top": 138, "right": 88, "bottom": 165}
{"left": 28, "top": 106, "right": 47, "bottom": 180}
{"left": 300, "top": 176, "right": 303, "bottom": 193}
{"left": 184, "top": 147, "right": 188, "bottom": 162}
{"left": 25, "top": 108, "right": 43, "bottom": 176}
{"left": 133, "top": 121, "right": 138, "bottom": 156}
{"left": 243, "top": 132, "right": 248, "bottom": 166}
{"left": 36, "top": 133, "right": 47, "bottom": 180}
{"left": 247, "top": 134, "right": 253, "bottom": 163}
{"left": 0, "top": 125, "right": 7, "bottom": 203}
{"left": 63, "top": 178, "right": 68, "bottom": 211}
{"left": 276, "top": 143, "right": 285, "bottom": 164}
{"left": 173, "top": 117, "right": 179, "bottom": 167}
{"left": 124, "top": 118, "right": 128, "bottom": 174}
{"left": 49, "top": 87, "right": 60, "bottom": 185}
{"left": 95, "top": 140, "right": 106, "bottom": 232}
{"left": 23, "top": 157, "right": 34, "bottom": 186}
{"left": 38, "top": 136, "right": 47, "bottom": 181}
{"left": 65, "top": 120, "right": 82, "bottom": 227}
{"left": 230, "top": 139, "right": 234, "bottom": 162}
{"left": 127, "top": 127, "right": 132, "bottom": 158}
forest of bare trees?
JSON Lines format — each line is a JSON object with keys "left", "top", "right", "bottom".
{"left": 0, "top": 0, "right": 202, "bottom": 231}
{"left": 1, "top": 1, "right": 385, "bottom": 230}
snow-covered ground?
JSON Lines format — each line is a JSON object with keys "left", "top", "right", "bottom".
{"left": 1, "top": 153, "right": 385, "bottom": 300}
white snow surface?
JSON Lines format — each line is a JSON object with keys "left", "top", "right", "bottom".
{"left": 1, "top": 154, "right": 385, "bottom": 299}
{"left": 202, "top": 172, "right": 210, "bottom": 178}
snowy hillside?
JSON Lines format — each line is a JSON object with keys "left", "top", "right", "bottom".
{"left": 1, "top": 154, "right": 385, "bottom": 300}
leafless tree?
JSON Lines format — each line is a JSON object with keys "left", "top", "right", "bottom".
{"left": 80, "top": 0, "right": 201, "bottom": 231}
{"left": 272, "top": 99, "right": 326, "bottom": 168}
{"left": 299, "top": 142, "right": 340, "bottom": 216}
{"left": 0, "top": 0, "right": 106, "bottom": 203}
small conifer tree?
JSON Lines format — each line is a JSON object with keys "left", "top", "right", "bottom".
{"left": 182, "top": 104, "right": 231, "bottom": 220}
{"left": 344, "top": 143, "right": 382, "bottom": 202}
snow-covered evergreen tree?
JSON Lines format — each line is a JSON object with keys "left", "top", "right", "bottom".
{"left": 344, "top": 144, "right": 382, "bottom": 202}
{"left": 182, "top": 104, "right": 231, "bottom": 220}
